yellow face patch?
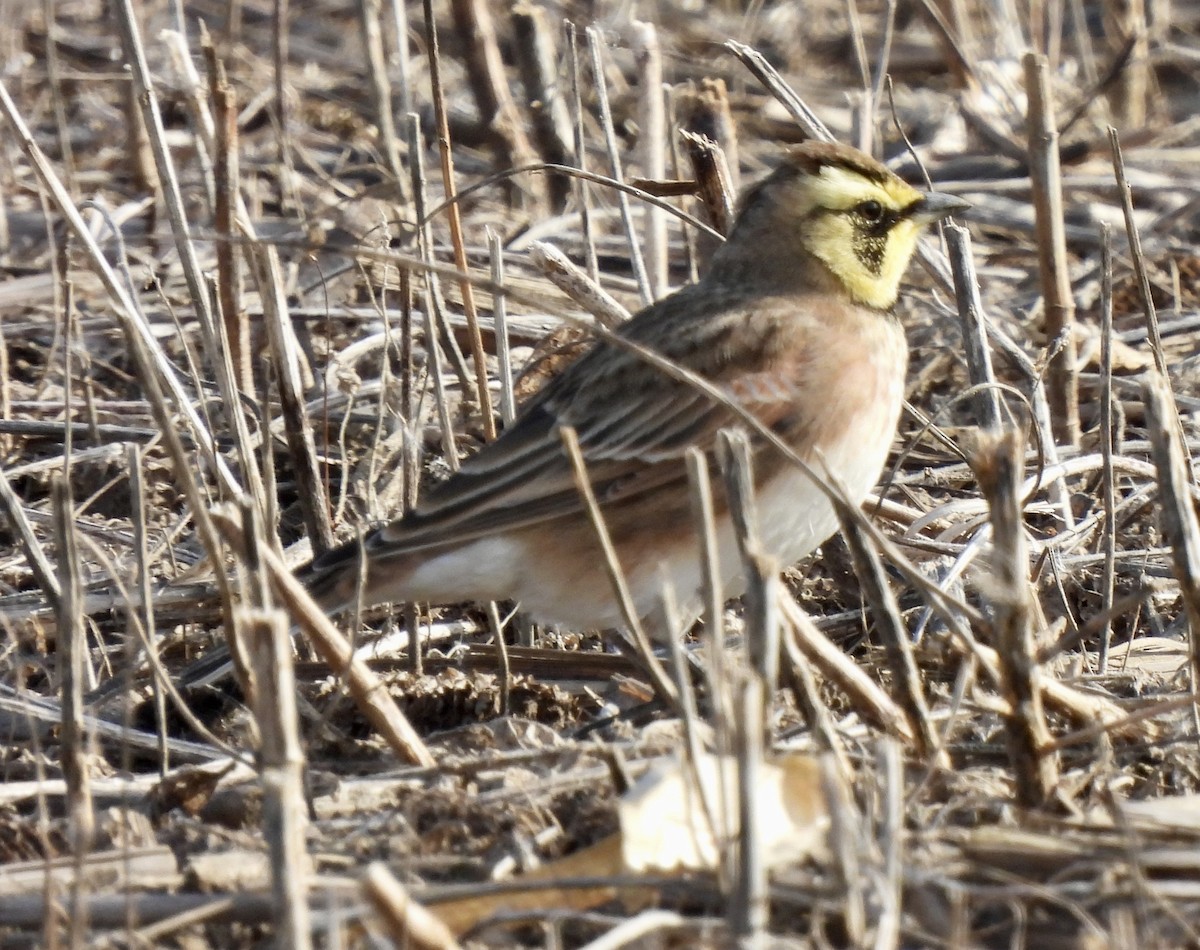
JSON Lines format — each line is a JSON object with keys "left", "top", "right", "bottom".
{"left": 797, "top": 165, "right": 929, "bottom": 310}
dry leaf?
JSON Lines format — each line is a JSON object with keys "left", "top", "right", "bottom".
{"left": 1102, "top": 636, "right": 1188, "bottom": 677}
{"left": 429, "top": 751, "right": 828, "bottom": 935}
{"left": 1071, "top": 322, "right": 1151, "bottom": 373}
{"left": 619, "top": 751, "right": 829, "bottom": 873}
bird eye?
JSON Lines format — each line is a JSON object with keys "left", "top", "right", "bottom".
{"left": 856, "top": 200, "right": 885, "bottom": 223}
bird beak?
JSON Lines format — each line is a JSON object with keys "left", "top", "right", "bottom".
{"left": 912, "top": 191, "right": 970, "bottom": 223}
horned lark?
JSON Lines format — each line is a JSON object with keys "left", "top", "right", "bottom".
{"left": 301, "top": 142, "right": 968, "bottom": 636}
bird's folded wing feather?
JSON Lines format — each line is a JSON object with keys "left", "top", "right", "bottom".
{"left": 352, "top": 304, "right": 801, "bottom": 559}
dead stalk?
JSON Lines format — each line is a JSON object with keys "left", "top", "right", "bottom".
{"left": 971, "top": 428, "right": 1059, "bottom": 808}
{"left": 838, "top": 504, "right": 946, "bottom": 766}
{"left": 53, "top": 476, "right": 94, "bottom": 949}
{"left": 207, "top": 44, "right": 250, "bottom": 393}
{"left": 946, "top": 224, "right": 1002, "bottom": 431}
{"left": 512, "top": 3, "right": 573, "bottom": 209}
{"left": 529, "top": 240, "right": 631, "bottom": 329}
{"left": 1099, "top": 223, "right": 1117, "bottom": 673}
{"left": 242, "top": 605, "right": 311, "bottom": 950}
{"left": 358, "top": 0, "right": 406, "bottom": 190}
{"left": 586, "top": 26, "right": 652, "bottom": 304}
{"left": 1142, "top": 374, "right": 1200, "bottom": 724}
{"left": 632, "top": 20, "right": 668, "bottom": 299}
{"left": 1024, "top": 52, "right": 1079, "bottom": 449}
{"left": 423, "top": 0, "right": 497, "bottom": 440}
{"left": 362, "top": 863, "right": 462, "bottom": 950}
{"left": 449, "top": 0, "right": 539, "bottom": 192}
{"left": 559, "top": 425, "right": 680, "bottom": 710}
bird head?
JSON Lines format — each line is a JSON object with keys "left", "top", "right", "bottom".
{"left": 729, "top": 142, "right": 969, "bottom": 310}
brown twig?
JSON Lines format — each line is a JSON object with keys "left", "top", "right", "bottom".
{"left": 406, "top": 113, "right": 462, "bottom": 470}
{"left": 1099, "top": 223, "right": 1118, "bottom": 673}
{"left": 836, "top": 501, "right": 946, "bottom": 765}
{"left": 565, "top": 22, "right": 599, "bottom": 282}
{"left": 449, "top": 0, "right": 540, "bottom": 197}
{"left": 821, "top": 754, "right": 866, "bottom": 944}
{"left": 423, "top": 0, "right": 497, "bottom": 440}
{"left": 716, "top": 429, "right": 779, "bottom": 690}
{"left": 724, "top": 40, "right": 834, "bottom": 143}
{"left": 241, "top": 600, "right": 311, "bottom": 950}
{"left": 204, "top": 39, "right": 250, "bottom": 394}
{"left": 249, "top": 243, "right": 336, "bottom": 556}
{"left": 528, "top": 240, "right": 631, "bottom": 329}
{"left": 971, "top": 428, "right": 1059, "bottom": 808}
{"left": 1141, "top": 373, "right": 1200, "bottom": 724}
{"left": 678, "top": 130, "right": 734, "bottom": 273}
{"left": 1109, "top": 127, "right": 1168, "bottom": 379}
{"left": 511, "top": 3, "right": 573, "bottom": 209}
{"left": 53, "top": 476, "right": 93, "bottom": 948}
{"left": 109, "top": 2, "right": 157, "bottom": 222}
{"left": 362, "top": 863, "right": 462, "bottom": 950}
{"left": 685, "top": 447, "right": 729, "bottom": 737}
{"left": 731, "top": 675, "right": 768, "bottom": 941}
{"left": 946, "top": 224, "right": 1002, "bottom": 432}
{"left": 111, "top": 0, "right": 219, "bottom": 365}
{"left": 127, "top": 443, "right": 167, "bottom": 777}
{"left": 780, "top": 594, "right": 915, "bottom": 745}
{"left": 678, "top": 78, "right": 739, "bottom": 192}
{"left": 586, "top": 26, "right": 652, "bottom": 304}
{"left": 358, "top": 0, "right": 407, "bottom": 192}
{"left": 559, "top": 425, "right": 680, "bottom": 711}
{"left": 876, "top": 739, "right": 904, "bottom": 948}
{"left": 632, "top": 20, "right": 668, "bottom": 299}
{"left": 677, "top": 131, "right": 734, "bottom": 237}
{"left": 487, "top": 228, "right": 517, "bottom": 425}
{"left": 1024, "top": 52, "right": 1080, "bottom": 449}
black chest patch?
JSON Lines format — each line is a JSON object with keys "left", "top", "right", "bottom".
{"left": 852, "top": 231, "right": 888, "bottom": 275}
{"left": 851, "top": 207, "right": 900, "bottom": 276}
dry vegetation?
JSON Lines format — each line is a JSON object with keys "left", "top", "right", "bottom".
{"left": 3, "top": 0, "right": 1200, "bottom": 946}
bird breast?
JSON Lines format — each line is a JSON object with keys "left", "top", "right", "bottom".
{"left": 758, "top": 311, "right": 908, "bottom": 566}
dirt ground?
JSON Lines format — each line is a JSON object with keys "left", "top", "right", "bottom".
{"left": 2, "top": 0, "right": 1200, "bottom": 946}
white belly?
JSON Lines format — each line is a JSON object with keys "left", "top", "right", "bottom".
{"left": 628, "top": 373, "right": 904, "bottom": 633}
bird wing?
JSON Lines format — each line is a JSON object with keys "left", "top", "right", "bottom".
{"left": 320, "top": 288, "right": 813, "bottom": 564}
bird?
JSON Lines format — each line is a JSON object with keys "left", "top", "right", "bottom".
{"left": 300, "top": 141, "right": 969, "bottom": 639}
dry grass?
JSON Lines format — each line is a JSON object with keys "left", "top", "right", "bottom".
{"left": 3, "top": 0, "right": 1200, "bottom": 946}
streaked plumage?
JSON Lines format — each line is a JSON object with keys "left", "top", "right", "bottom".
{"left": 300, "top": 142, "right": 968, "bottom": 636}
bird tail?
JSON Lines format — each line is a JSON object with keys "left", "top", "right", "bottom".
{"left": 296, "top": 536, "right": 374, "bottom": 614}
